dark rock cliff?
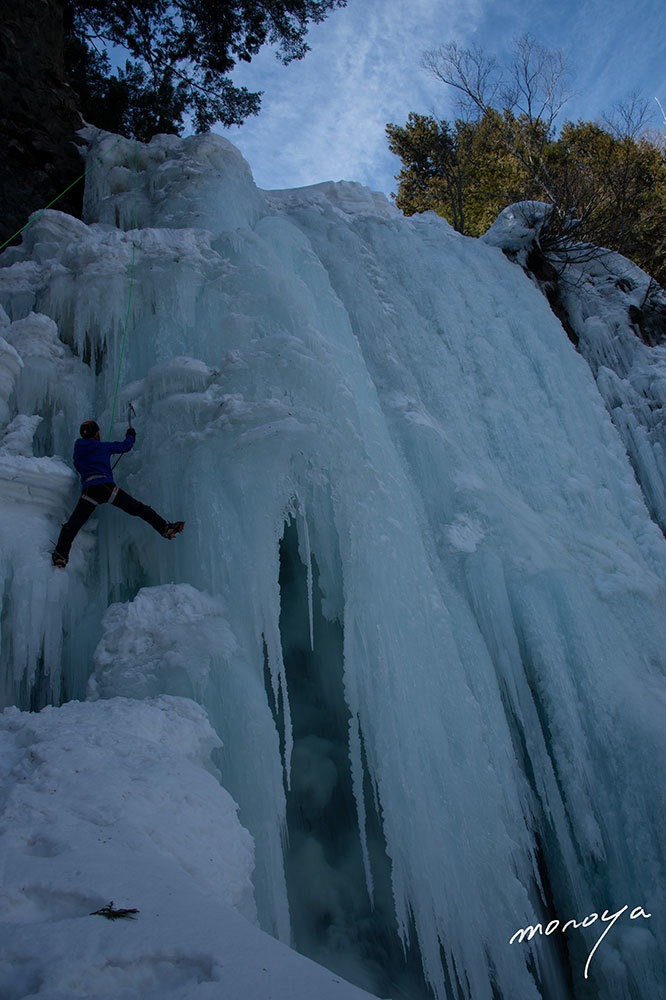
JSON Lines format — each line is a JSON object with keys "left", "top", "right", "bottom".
{"left": 0, "top": 0, "right": 84, "bottom": 249}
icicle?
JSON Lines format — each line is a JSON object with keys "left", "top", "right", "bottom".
{"left": 278, "top": 656, "right": 293, "bottom": 788}
{"left": 295, "top": 497, "right": 314, "bottom": 651}
{"left": 341, "top": 589, "right": 374, "bottom": 905}
{"left": 263, "top": 556, "right": 294, "bottom": 789}
{"left": 348, "top": 711, "right": 374, "bottom": 904}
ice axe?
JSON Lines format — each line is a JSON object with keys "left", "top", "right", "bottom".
{"left": 111, "top": 402, "right": 136, "bottom": 470}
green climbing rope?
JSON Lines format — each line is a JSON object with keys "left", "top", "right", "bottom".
{"left": 0, "top": 137, "right": 122, "bottom": 254}
{"left": 1, "top": 134, "right": 141, "bottom": 442}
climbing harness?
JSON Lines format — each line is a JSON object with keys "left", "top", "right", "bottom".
{"left": 81, "top": 485, "right": 119, "bottom": 506}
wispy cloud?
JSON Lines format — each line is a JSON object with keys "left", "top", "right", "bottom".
{"left": 559, "top": 0, "right": 666, "bottom": 125}
{"left": 220, "top": 0, "right": 484, "bottom": 194}
{"left": 218, "top": 0, "right": 666, "bottom": 198}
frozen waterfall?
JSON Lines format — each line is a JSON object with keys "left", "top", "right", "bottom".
{"left": 0, "top": 131, "right": 665, "bottom": 1000}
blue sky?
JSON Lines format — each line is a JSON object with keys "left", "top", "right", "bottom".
{"left": 218, "top": 0, "right": 666, "bottom": 198}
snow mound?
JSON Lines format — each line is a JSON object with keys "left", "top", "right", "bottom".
{"left": 0, "top": 696, "right": 375, "bottom": 1000}
{"left": 90, "top": 584, "right": 237, "bottom": 702}
{"left": 482, "top": 200, "right": 554, "bottom": 254}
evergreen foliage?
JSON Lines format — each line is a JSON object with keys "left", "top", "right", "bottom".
{"left": 386, "top": 112, "right": 539, "bottom": 238}
{"left": 388, "top": 38, "right": 666, "bottom": 284}
{"left": 63, "top": 0, "right": 346, "bottom": 141}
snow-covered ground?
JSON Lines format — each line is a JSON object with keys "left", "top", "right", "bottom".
{"left": 0, "top": 132, "right": 665, "bottom": 1000}
{"left": 0, "top": 696, "right": 375, "bottom": 1000}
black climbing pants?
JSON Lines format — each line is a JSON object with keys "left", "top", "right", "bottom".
{"left": 55, "top": 482, "right": 167, "bottom": 559}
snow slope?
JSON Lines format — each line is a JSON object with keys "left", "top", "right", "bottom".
{"left": 0, "top": 696, "right": 375, "bottom": 1000}
{"left": 0, "top": 132, "right": 665, "bottom": 1000}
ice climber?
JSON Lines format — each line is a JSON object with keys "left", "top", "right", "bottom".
{"left": 51, "top": 420, "right": 184, "bottom": 568}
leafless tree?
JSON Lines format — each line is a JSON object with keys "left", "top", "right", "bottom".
{"left": 500, "top": 35, "right": 570, "bottom": 133}
{"left": 422, "top": 34, "right": 572, "bottom": 214}
{"left": 602, "top": 92, "right": 654, "bottom": 140}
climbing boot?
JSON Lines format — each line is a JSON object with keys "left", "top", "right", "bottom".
{"left": 163, "top": 521, "right": 185, "bottom": 540}
{"left": 52, "top": 551, "right": 68, "bottom": 568}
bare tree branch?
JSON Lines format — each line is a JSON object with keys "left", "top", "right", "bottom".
{"left": 423, "top": 35, "right": 574, "bottom": 216}
{"left": 603, "top": 92, "right": 654, "bottom": 140}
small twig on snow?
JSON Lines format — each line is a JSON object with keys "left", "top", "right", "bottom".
{"left": 90, "top": 900, "right": 140, "bottom": 920}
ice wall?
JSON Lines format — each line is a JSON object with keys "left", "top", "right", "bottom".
{"left": 1, "top": 133, "right": 665, "bottom": 1000}
{"left": 484, "top": 201, "right": 666, "bottom": 535}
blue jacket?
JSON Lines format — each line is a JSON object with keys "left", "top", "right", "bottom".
{"left": 73, "top": 432, "right": 135, "bottom": 489}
